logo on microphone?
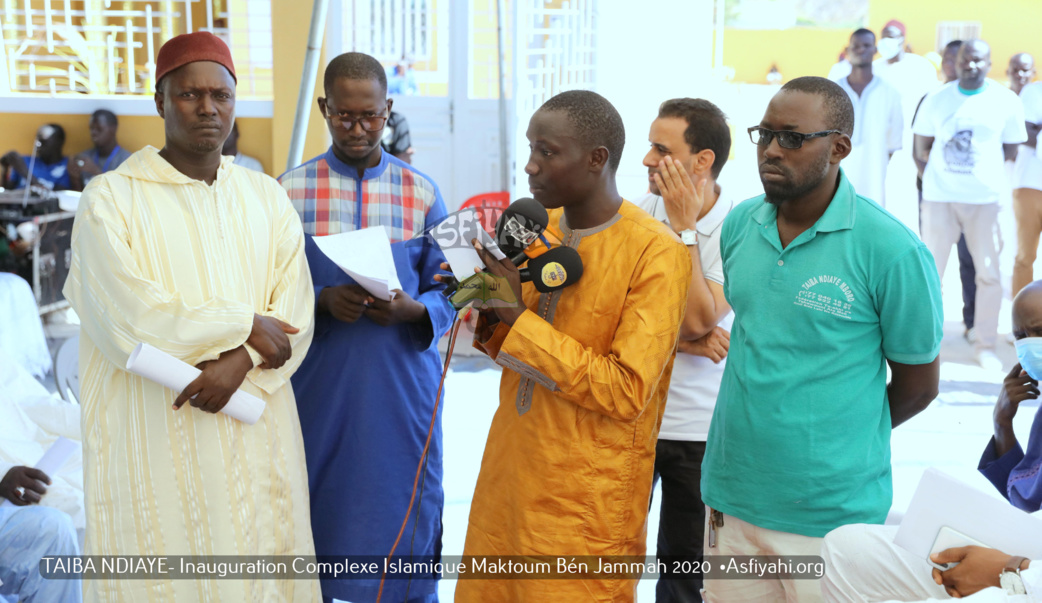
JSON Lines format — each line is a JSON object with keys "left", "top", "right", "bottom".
{"left": 541, "top": 262, "right": 566, "bottom": 287}
{"left": 448, "top": 273, "right": 521, "bottom": 310}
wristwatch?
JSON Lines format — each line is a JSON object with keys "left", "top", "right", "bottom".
{"left": 1000, "top": 556, "right": 1029, "bottom": 595}
{"left": 678, "top": 229, "right": 699, "bottom": 246}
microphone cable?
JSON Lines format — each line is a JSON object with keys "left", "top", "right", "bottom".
{"left": 377, "top": 312, "right": 465, "bottom": 603}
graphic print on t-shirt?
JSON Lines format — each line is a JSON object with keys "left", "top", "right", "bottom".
{"left": 942, "top": 118, "right": 977, "bottom": 174}
{"left": 794, "top": 274, "right": 855, "bottom": 319}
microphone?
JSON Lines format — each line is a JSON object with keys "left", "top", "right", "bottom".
{"left": 493, "top": 197, "right": 549, "bottom": 264}
{"left": 519, "top": 246, "right": 583, "bottom": 293}
{"left": 441, "top": 197, "right": 550, "bottom": 298}
{"left": 22, "top": 138, "right": 42, "bottom": 208}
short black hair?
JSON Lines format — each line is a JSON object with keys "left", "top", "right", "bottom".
{"left": 779, "top": 76, "right": 854, "bottom": 137}
{"left": 851, "top": 28, "right": 876, "bottom": 42}
{"left": 91, "top": 109, "right": 118, "bottom": 128}
{"left": 657, "top": 98, "right": 731, "bottom": 178}
{"left": 45, "top": 123, "right": 66, "bottom": 146}
{"left": 945, "top": 39, "right": 964, "bottom": 53}
{"left": 539, "top": 90, "right": 625, "bottom": 172}
{"left": 324, "top": 52, "right": 387, "bottom": 95}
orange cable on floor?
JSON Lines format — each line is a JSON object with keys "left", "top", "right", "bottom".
{"left": 376, "top": 315, "right": 464, "bottom": 603}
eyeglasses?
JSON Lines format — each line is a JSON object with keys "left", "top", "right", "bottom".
{"left": 747, "top": 126, "right": 842, "bottom": 150}
{"left": 322, "top": 108, "right": 388, "bottom": 131}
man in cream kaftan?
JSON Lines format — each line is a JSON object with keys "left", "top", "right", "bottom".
{"left": 64, "top": 144, "right": 318, "bottom": 601}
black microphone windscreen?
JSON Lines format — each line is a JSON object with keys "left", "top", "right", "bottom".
{"left": 495, "top": 198, "right": 548, "bottom": 257}
{"left": 526, "top": 246, "right": 583, "bottom": 293}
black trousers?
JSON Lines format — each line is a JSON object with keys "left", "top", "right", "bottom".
{"left": 651, "top": 439, "right": 707, "bottom": 603}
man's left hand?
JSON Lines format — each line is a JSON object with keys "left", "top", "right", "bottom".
{"left": 364, "top": 290, "right": 427, "bottom": 326}
{"left": 174, "top": 347, "right": 253, "bottom": 414}
{"left": 472, "top": 238, "right": 525, "bottom": 326}
{"left": 654, "top": 157, "right": 711, "bottom": 233}
{"left": 931, "top": 546, "right": 1020, "bottom": 597}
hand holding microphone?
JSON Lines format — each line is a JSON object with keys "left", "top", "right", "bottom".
{"left": 434, "top": 197, "right": 584, "bottom": 324}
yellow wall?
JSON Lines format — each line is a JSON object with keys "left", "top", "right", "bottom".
{"left": 0, "top": 114, "right": 272, "bottom": 174}
{"left": 271, "top": 0, "right": 330, "bottom": 174}
{"left": 868, "top": 0, "right": 1042, "bottom": 85}
{"left": 0, "top": 0, "right": 330, "bottom": 178}
{"left": 724, "top": 28, "right": 852, "bottom": 83}
{"left": 724, "top": 0, "right": 1042, "bottom": 84}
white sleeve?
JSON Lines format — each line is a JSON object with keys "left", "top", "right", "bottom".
{"left": 0, "top": 461, "right": 14, "bottom": 482}
{"left": 1022, "top": 562, "right": 1042, "bottom": 602}
{"left": 702, "top": 228, "right": 725, "bottom": 285}
{"left": 913, "top": 93, "right": 937, "bottom": 137}
{"left": 1004, "top": 92, "right": 1029, "bottom": 144}
{"left": 1023, "top": 85, "right": 1042, "bottom": 125}
{"left": 888, "top": 92, "right": 904, "bottom": 152}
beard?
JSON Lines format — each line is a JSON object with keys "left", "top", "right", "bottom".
{"left": 188, "top": 139, "right": 222, "bottom": 154}
{"left": 762, "top": 150, "right": 832, "bottom": 206}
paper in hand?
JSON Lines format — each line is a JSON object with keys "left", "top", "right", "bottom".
{"left": 0, "top": 436, "right": 77, "bottom": 508}
{"left": 431, "top": 208, "right": 508, "bottom": 281}
{"left": 125, "top": 343, "right": 266, "bottom": 424}
{"left": 312, "top": 227, "right": 403, "bottom": 301}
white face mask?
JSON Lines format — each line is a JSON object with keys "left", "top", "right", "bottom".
{"left": 878, "top": 37, "right": 903, "bottom": 60}
{"left": 1016, "top": 337, "right": 1042, "bottom": 381}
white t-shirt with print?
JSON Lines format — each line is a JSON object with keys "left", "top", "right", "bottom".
{"left": 914, "top": 80, "right": 1028, "bottom": 204}
{"left": 1013, "top": 82, "right": 1042, "bottom": 192}
{"left": 637, "top": 191, "right": 733, "bottom": 442}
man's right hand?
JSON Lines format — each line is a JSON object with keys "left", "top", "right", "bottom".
{"left": 678, "top": 327, "right": 730, "bottom": 363}
{"left": 246, "top": 314, "right": 299, "bottom": 370}
{"left": 318, "top": 285, "right": 370, "bottom": 324}
{"left": 0, "top": 466, "right": 51, "bottom": 506}
{"left": 994, "top": 363, "right": 1039, "bottom": 456}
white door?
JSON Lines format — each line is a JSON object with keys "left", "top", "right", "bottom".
{"left": 334, "top": 0, "right": 510, "bottom": 212}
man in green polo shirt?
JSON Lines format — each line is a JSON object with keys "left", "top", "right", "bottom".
{"left": 701, "top": 76, "right": 944, "bottom": 603}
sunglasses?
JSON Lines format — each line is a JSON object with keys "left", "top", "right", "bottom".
{"left": 747, "top": 126, "right": 842, "bottom": 150}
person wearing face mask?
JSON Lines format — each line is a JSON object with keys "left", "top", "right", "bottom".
{"left": 875, "top": 20, "right": 941, "bottom": 149}
{"left": 819, "top": 280, "right": 1042, "bottom": 602}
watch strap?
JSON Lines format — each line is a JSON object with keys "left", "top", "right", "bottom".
{"left": 1006, "top": 556, "right": 1029, "bottom": 573}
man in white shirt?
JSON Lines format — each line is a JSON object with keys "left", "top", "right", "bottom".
{"left": 0, "top": 349, "right": 83, "bottom": 603}
{"left": 820, "top": 280, "right": 1042, "bottom": 603}
{"left": 1008, "top": 53, "right": 1036, "bottom": 97}
{"left": 914, "top": 39, "right": 1028, "bottom": 370}
{"left": 637, "top": 97, "right": 733, "bottom": 602}
{"left": 1012, "top": 58, "right": 1042, "bottom": 298}
{"left": 836, "top": 28, "right": 904, "bottom": 205}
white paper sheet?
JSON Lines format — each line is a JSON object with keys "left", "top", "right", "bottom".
{"left": 433, "top": 214, "right": 507, "bottom": 281}
{"left": 894, "top": 467, "right": 1042, "bottom": 560}
{"left": 1, "top": 436, "right": 77, "bottom": 508}
{"left": 125, "top": 343, "right": 266, "bottom": 425}
{"left": 312, "top": 227, "right": 402, "bottom": 302}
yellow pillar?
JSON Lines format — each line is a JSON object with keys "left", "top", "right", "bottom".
{"left": 271, "top": 0, "right": 329, "bottom": 174}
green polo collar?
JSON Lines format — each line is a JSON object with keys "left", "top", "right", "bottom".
{"left": 751, "top": 168, "right": 858, "bottom": 235}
